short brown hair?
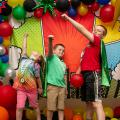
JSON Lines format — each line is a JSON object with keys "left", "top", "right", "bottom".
{"left": 97, "top": 25, "right": 107, "bottom": 36}
{"left": 53, "top": 44, "right": 65, "bottom": 50}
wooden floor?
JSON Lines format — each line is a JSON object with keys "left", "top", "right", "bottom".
{"left": 39, "top": 98, "right": 120, "bottom": 110}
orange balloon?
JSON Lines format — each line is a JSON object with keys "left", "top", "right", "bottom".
{"left": 73, "top": 114, "right": 83, "bottom": 120}
{"left": 3, "top": 37, "right": 11, "bottom": 47}
{"left": 64, "top": 108, "right": 74, "bottom": 120}
{"left": 0, "top": 106, "right": 9, "bottom": 120}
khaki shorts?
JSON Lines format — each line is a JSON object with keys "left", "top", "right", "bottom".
{"left": 47, "top": 85, "right": 66, "bottom": 111}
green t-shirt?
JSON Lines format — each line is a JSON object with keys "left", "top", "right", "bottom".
{"left": 46, "top": 54, "right": 66, "bottom": 87}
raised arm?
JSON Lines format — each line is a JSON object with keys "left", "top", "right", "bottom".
{"left": 22, "top": 33, "right": 28, "bottom": 56}
{"left": 48, "top": 35, "right": 54, "bottom": 57}
{"left": 61, "top": 14, "right": 94, "bottom": 43}
{"left": 76, "top": 66, "right": 81, "bottom": 74}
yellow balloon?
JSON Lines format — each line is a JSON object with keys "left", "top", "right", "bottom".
{"left": 25, "top": 109, "right": 37, "bottom": 120}
{"left": 7, "top": 0, "right": 19, "bottom": 7}
{"left": 111, "top": 118, "right": 118, "bottom": 120}
{"left": 18, "top": 0, "right": 24, "bottom": 6}
{"left": 83, "top": 112, "right": 97, "bottom": 120}
{"left": 73, "top": 108, "right": 84, "bottom": 115}
{"left": 104, "top": 107, "right": 114, "bottom": 118}
{"left": 111, "top": 0, "right": 117, "bottom": 6}
{"left": 77, "top": 4, "right": 88, "bottom": 16}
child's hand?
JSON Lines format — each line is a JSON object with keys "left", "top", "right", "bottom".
{"left": 48, "top": 35, "right": 54, "bottom": 41}
{"left": 61, "top": 14, "right": 68, "bottom": 20}
{"left": 38, "top": 88, "right": 43, "bottom": 95}
{"left": 24, "top": 33, "right": 29, "bottom": 38}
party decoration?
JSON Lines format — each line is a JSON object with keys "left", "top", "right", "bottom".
{"left": 100, "top": 5, "right": 115, "bottom": 22}
{"left": 104, "top": 107, "right": 114, "bottom": 118}
{"left": 23, "top": 0, "right": 36, "bottom": 12}
{"left": 25, "top": 109, "right": 37, "bottom": 120}
{"left": 73, "top": 108, "right": 84, "bottom": 115}
{"left": 0, "top": 62, "right": 9, "bottom": 76}
{"left": 68, "top": 6, "right": 77, "bottom": 17}
{"left": 13, "top": 5, "right": 26, "bottom": 20}
{"left": 77, "top": 3, "right": 88, "bottom": 16}
{"left": 56, "top": 0, "right": 70, "bottom": 12}
{"left": 7, "top": 0, "right": 19, "bottom": 7}
{"left": 0, "top": 55, "right": 9, "bottom": 63}
{"left": 0, "top": 22, "right": 13, "bottom": 37}
{"left": 0, "top": 0, "right": 6, "bottom": 13}
{"left": 1, "top": 3, "right": 12, "bottom": 16}
{"left": 111, "top": 0, "right": 116, "bottom": 6}
{"left": 64, "top": 108, "right": 74, "bottom": 120}
{"left": 111, "top": 118, "right": 118, "bottom": 120}
{"left": 34, "top": 0, "right": 56, "bottom": 15}
{"left": 70, "top": 74, "right": 84, "bottom": 88}
{"left": 2, "top": 39, "right": 11, "bottom": 47}
{"left": 73, "top": 114, "right": 82, "bottom": 120}
{"left": 0, "top": 45, "right": 6, "bottom": 55}
{"left": 0, "top": 15, "right": 3, "bottom": 23}
{"left": 34, "top": 8, "right": 43, "bottom": 19}
{"left": 0, "top": 85, "right": 17, "bottom": 109}
{"left": 0, "top": 81, "right": 3, "bottom": 86}
{"left": 83, "top": 112, "right": 97, "bottom": 120}
{"left": 8, "top": 108, "right": 16, "bottom": 120}
{"left": 71, "top": 0, "right": 81, "bottom": 9}
{"left": 90, "top": 2, "right": 100, "bottom": 12}
{"left": 81, "top": 0, "right": 95, "bottom": 5}
{"left": 0, "top": 106, "right": 9, "bottom": 120}
{"left": 5, "top": 67, "right": 16, "bottom": 80}
{"left": 112, "top": 0, "right": 120, "bottom": 28}
{"left": 18, "top": 0, "right": 24, "bottom": 6}
{"left": 114, "top": 106, "right": 120, "bottom": 118}
{"left": 0, "top": 37, "right": 3, "bottom": 44}
{"left": 98, "top": 0, "right": 110, "bottom": 5}
{"left": 2, "top": 15, "right": 8, "bottom": 21}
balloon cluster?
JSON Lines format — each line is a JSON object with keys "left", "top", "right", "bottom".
{"left": 63, "top": 106, "right": 120, "bottom": 120}
{"left": 0, "top": 0, "right": 116, "bottom": 22}
{"left": 0, "top": 31, "right": 15, "bottom": 80}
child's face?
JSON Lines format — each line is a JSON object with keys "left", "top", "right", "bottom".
{"left": 53, "top": 46, "right": 65, "bottom": 58}
{"left": 30, "top": 51, "right": 41, "bottom": 62}
{"left": 93, "top": 26, "right": 105, "bottom": 38}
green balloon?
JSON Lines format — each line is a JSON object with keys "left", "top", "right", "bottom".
{"left": 13, "top": 5, "right": 26, "bottom": 20}
{"left": 0, "top": 63, "right": 9, "bottom": 76}
{"left": 0, "top": 60, "right": 2, "bottom": 67}
{"left": 2, "top": 16, "right": 9, "bottom": 20}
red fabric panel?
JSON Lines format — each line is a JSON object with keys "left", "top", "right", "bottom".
{"left": 42, "top": 10, "right": 94, "bottom": 72}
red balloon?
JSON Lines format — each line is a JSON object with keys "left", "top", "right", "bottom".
{"left": 8, "top": 108, "right": 16, "bottom": 120}
{"left": 0, "top": 81, "right": 3, "bottom": 86}
{"left": 0, "top": 22, "right": 13, "bottom": 37}
{"left": 91, "top": 2, "right": 100, "bottom": 11}
{"left": 0, "top": 85, "right": 17, "bottom": 109}
{"left": 114, "top": 106, "right": 120, "bottom": 118}
{"left": 100, "top": 5, "right": 115, "bottom": 23}
{"left": 34, "top": 8, "right": 43, "bottom": 19}
{"left": 70, "top": 74, "right": 84, "bottom": 88}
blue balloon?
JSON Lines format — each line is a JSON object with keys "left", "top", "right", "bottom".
{"left": 0, "top": 15, "right": 3, "bottom": 23}
{"left": 0, "top": 37, "right": 3, "bottom": 44}
{"left": 0, "top": 55, "right": 9, "bottom": 63}
{"left": 97, "top": 0, "right": 110, "bottom": 5}
{"left": 68, "top": 6, "right": 77, "bottom": 17}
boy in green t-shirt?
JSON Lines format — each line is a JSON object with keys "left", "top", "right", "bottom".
{"left": 46, "top": 35, "right": 67, "bottom": 120}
